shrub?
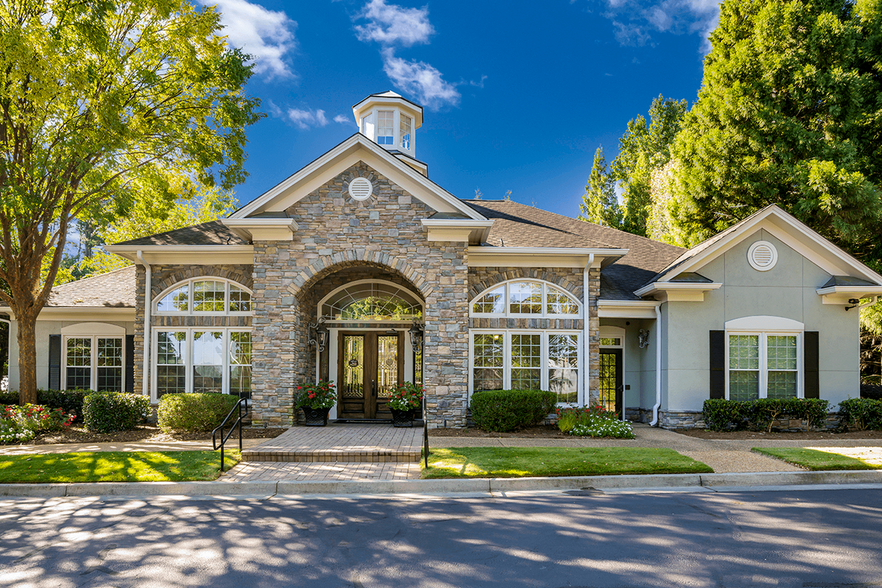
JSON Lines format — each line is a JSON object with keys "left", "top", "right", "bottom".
{"left": 839, "top": 398, "right": 882, "bottom": 431}
{"left": 82, "top": 392, "right": 150, "bottom": 433}
{"left": 557, "top": 405, "right": 634, "bottom": 438}
{"left": 556, "top": 405, "right": 617, "bottom": 433}
{"left": 37, "top": 389, "right": 93, "bottom": 422}
{"left": 861, "top": 384, "right": 882, "bottom": 401}
{"left": 0, "top": 404, "right": 75, "bottom": 444}
{"left": 703, "top": 398, "right": 829, "bottom": 432}
{"left": 0, "top": 391, "right": 18, "bottom": 405}
{"left": 158, "top": 393, "right": 240, "bottom": 433}
{"left": 470, "top": 389, "right": 557, "bottom": 432}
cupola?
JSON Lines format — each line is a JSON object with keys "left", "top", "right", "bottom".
{"left": 353, "top": 91, "right": 425, "bottom": 174}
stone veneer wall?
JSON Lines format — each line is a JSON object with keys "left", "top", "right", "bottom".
{"left": 250, "top": 161, "right": 470, "bottom": 428}
{"left": 133, "top": 264, "right": 254, "bottom": 398}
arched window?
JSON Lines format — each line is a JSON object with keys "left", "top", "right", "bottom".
{"left": 470, "top": 280, "right": 580, "bottom": 317}
{"left": 154, "top": 278, "right": 252, "bottom": 315}
{"left": 319, "top": 280, "right": 423, "bottom": 321}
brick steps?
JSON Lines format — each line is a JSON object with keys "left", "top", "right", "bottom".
{"left": 242, "top": 448, "right": 420, "bottom": 463}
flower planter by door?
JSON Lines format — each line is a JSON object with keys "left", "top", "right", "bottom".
{"left": 302, "top": 406, "right": 330, "bottom": 427}
{"left": 391, "top": 409, "right": 415, "bottom": 428}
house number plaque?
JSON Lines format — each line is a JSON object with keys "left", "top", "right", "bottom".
{"left": 348, "top": 359, "right": 359, "bottom": 367}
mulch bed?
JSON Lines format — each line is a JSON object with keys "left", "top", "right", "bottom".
{"left": 675, "top": 429, "right": 882, "bottom": 440}
{"left": 428, "top": 425, "right": 568, "bottom": 438}
{"left": 28, "top": 424, "right": 287, "bottom": 445}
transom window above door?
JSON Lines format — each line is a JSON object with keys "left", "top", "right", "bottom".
{"left": 154, "top": 278, "right": 252, "bottom": 315}
{"left": 319, "top": 280, "right": 423, "bottom": 322}
{"left": 471, "top": 280, "right": 581, "bottom": 317}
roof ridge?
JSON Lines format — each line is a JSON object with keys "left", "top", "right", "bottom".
{"left": 52, "top": 264, "right": 135, "bottom": 290}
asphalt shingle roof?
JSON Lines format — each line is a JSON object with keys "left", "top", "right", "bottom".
{"left": 47, "top": 266, "right": 136, "bottom": 308}
{"left": 461, "top": 200, "right": 685, "bottom": 300}
{"left": 114, "top": 220, "right": 247, "bottom": 246}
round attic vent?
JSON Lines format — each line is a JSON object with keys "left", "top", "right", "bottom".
{"left": 747, "top": 240, "right": 778, "bottom": 272}
{"left": 348, "top": 177, "right": 373, "bottom": 201}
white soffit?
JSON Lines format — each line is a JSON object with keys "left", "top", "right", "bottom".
{"left": 231, "top": 135, "right": 484, "bottom": 221}
{"left": 104, "top": 245, "right": 255, "bottom": 265}
{"left": 597, "top": 300, "right": 659, "bottom": 319}
{"left": 467, "top": 247, "right": 628, "bottom": 269}
{"left": 656, "top": 207, "right": 882, "bottom": 286}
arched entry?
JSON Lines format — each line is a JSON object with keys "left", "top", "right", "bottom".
{"left": 316, "top": 279, "right": 424, "bottom": 421}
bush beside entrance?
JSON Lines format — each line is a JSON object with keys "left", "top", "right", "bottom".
{"left": 470, "top": 389, "right": 557, "bottom": 432}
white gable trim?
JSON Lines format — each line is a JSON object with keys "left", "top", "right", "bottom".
{"left": 232, "top": 134, "right": 485, "bottom": 221}
{"left": 655, "top": 207, "right": 882, "bottom": 286}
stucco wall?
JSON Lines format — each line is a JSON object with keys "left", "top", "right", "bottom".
{"left": 664, "top": 228, "right": 859, "bottom": 412}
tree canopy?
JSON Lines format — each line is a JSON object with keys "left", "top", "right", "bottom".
{"left": 0, "top": 0, "right": 262, "bottom": 402}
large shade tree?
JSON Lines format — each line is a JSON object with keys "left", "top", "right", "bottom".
{"left": 0, "top": 0, "right": 262, "bottom": 403}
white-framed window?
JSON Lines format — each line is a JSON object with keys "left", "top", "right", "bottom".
{"left": 152, "top": 328, "right": 252, "bottom": 400}
{"left": 377, "top": 110, "right": 394, "bottom": 145}
{"left": 470, "top": 280, "right": 581, "bottom": 318}
{"left": 318, "top": 279, "right": 423, "bottom": 322}
{"left": 470, "top": 330, "right": 581, "bottom": 404}
{"left": 63, "top": 336, "right": 125, "bottom": 391}
{"left": 727, "top": 332, "right": 802, "bottom": 401}
{"left": 400, "top": 114, "right": 412, "bottom": 150}
{"left": 154, "top": 278, "right": 252, "bottom": 315}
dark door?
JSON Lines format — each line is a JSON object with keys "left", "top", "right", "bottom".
{"left": 338, "top": 331, "right": 404, "bottom": 419}
{"left": 599, "top": 348, "right": 623, "bottom": 417}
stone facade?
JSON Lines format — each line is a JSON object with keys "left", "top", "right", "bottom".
{"left": 249, "top": 162, "right": 470, "bottom": 428}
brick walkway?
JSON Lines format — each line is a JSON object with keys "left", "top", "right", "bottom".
{"left": 221, "top": 461, "right": 421, "bottom": 482}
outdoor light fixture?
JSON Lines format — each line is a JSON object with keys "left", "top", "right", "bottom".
{"left": 638, "top": 329, "right": 650, "bottom": 349}
{"left": 409, "top": 320, "right": 424, "bottom": 353}
{"left": 308, "top": 317, "right": 328, "bottom": 353}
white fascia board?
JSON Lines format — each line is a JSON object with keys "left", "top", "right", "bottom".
{"left": 657, "top": 207, "right": 882, "bottom": 285}
{"left": 634, "top": 281, "right": 723, "bottom": 298}
{"left": 816, "top": 285, "right": 882, "bottom": 305}
{"left": 468, "top": 247, "right": 627, "bottom": 269}
{"left": 105, "top": 245, "right": 254, "bottom": 265}
{"left": 32, "top": 308, "right": 136, "bottom": 321}
{"left": 597, "top": 299, "right": 660, "bottom": 319}
{"left": 221, "top": 218, "right": 299, "bottom": 242}
{"left": 232, "top": 135, "right": 484, "bottom": 221}
{"left": 422, "top": 220, "right": 494, "bottom": 244}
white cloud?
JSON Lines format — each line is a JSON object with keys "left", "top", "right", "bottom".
{"left": 287, "top": 108, "right": 329, "bottom": 129}
{"left": 333, "top": 114, "right": 352, "bottom": 124}
{"left": 201, "top": 0, "right": 297, "bottom": 79}
{"left": 381, "top": 49, "right": 460, "bottom": 110}
{"left": 596, "top": 0, "right": 720, "bottom": 52}
{"left": 355, "top": 0, "right": 434, "bottom": 47}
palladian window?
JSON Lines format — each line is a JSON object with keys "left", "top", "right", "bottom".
{"left": 155, "top": 278, "right": 251, "bottom": 315}
{"left": 471, "top": 280, "right": 580, "bottom": 317}
{"left": 320, "top": 281, "right": 423, "bottom": 322}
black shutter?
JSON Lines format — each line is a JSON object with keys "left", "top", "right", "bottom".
{"left": 48, "top": 334, "right": 61, "bottom": 390}
{"left": 804, "top": 331, "right": 820, "bottom": 399}
{"left": 709, "top": 330, "right": 725, "bottom": 399}
{"left": 125, "top": 334, "right": 135, "bottom": 393}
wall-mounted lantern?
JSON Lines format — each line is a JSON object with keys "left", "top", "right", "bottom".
{"left": 409, "top": 320, "right": 424, "bottom": 353}
{"left": 308, "top": 317, "right": 328, "bottom": 353}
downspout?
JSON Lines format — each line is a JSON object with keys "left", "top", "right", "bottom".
{"left": 650, "top": 303, "right": 662, "bottom": 426}
{"left": 136, "top": 251, "right": 151, "bottom": 398}
{"left": 583, "top": 254, "right": 594, "bottom": 406}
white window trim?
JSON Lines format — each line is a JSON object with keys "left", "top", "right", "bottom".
{"left": 62, "top": 335, "right": 125, "bottom": 392}
{"left": 468, "top": 329, "right": 583, "bottom": 405}
{"left": 153, "top": 278, "right": 253, "bottom": 316}
{"left": 151, "top": 327, "right": 252, "bottom": 402}
{"left": 317, "top": 279, "right": 424, "bottom": 322}
{"left": 725, "top": 330, "right": 804, "bottom": 400}
{"left": 470, "top": 280, "right": 582, "bottom": 319}
{"left": 599, "top": 325, "right": 625, "bottom": 348}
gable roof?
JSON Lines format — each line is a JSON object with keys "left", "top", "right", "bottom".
{"left": 462, "top": 200, "right": 685, "bottom": 300}
{"left": 652, "top": 205, "right": 882, "bottom": 286}
{"left": 231, "top": 134, "right": 485, "bottom": 221}
{"left": 46, "top": 266, "right": 136, "bottom": 308}
{"left": 113, "top": 220, "right": 248, "bottom": 247}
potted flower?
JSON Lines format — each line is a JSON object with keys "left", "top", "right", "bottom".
{"left": 295, "top": 381, "right": 336, "bottom": 426}
{"left": 387, "top": 382, "right": 424, "bottom": 427}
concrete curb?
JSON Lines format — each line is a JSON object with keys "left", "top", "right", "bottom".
{"left": 2, "top": 470, "right": 882, "bottom": 498}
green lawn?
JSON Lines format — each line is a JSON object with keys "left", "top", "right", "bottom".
{"left": 0, "top": 450, "right": 240, "bottom": 483}
{"left": 752, "top": 448, "right": 881, "bottom": 471}
{"left": 422, "top": 447, "right": 713, "bottom": 479}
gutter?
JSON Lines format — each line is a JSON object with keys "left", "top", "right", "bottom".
{"left": 650, "top": 303, "right": 662, "bottom": 427}
{"left": 136, "top": 251, "right": 151, "bottom": 398}
{"left": 583, "top": 254, "right": 594, "bottom": 406}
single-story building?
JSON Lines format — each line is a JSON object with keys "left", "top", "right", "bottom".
{"left": 4, "top": 91, "right": 882, "bottom": 428}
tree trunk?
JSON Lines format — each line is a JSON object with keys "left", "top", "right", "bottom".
{"left": 16, "top": 316, "right": 38, "bottom": 405}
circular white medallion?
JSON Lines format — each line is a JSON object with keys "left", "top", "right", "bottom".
{"left": 747, "top": 240, "right": 778, "bottom": 272}
{"left": 348, "top": 177, "right": 373, "bottom": 201}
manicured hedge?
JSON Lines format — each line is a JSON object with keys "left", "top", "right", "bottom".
{"left": 470, "top": 389, "right": 557, "bottom": 432}
{"left": 861, "top": 384, "right": 882, "bottom": 401}
{"left": 703, "top": 398, "right": 829, "bottom": 432}
{"left": 82, "top": 391, "right": 150, "bottom": 433}
{"left": 157, "top": 393, "right": 241, "bottom": 433}
{"left": 839, "top": 398, "right": 882, "bottom": 431}
{"left": 1, "top": 389, "right": 94, "bottom": 422}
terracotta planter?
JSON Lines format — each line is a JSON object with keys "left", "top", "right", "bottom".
{"left": 391, "top": 409, "right": 415, "bottom": 428}
{"left": 302, "top": 406, "right": 330, "bottom": 426}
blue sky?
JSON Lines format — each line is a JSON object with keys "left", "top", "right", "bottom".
{"left": 208, "top": 0, "right": 720, "bottom": 218}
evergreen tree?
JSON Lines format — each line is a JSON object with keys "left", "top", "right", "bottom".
{"left": 578, "top": 147, "right": 621, "bottom": 227}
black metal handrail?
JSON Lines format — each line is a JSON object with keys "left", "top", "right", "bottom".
{"left": 423, "top": 392, "right": 429, "bottom": 468}
{"left": 212, "top": 397, "right": 249, "bottom": 472}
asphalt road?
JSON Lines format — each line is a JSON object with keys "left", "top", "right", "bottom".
{"left": 1, "top": 488, "right": 880, "bottom": 588}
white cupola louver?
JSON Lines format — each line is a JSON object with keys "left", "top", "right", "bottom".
{"left": 348, "top": 177, "right": 373, "bottom": 201}
{"left": 747, "top": 241, "right": 778, "bottom": 271}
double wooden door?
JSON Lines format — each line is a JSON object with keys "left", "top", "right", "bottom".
{"left": 337, "top": 331, "right": 404, "bottom": 420}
